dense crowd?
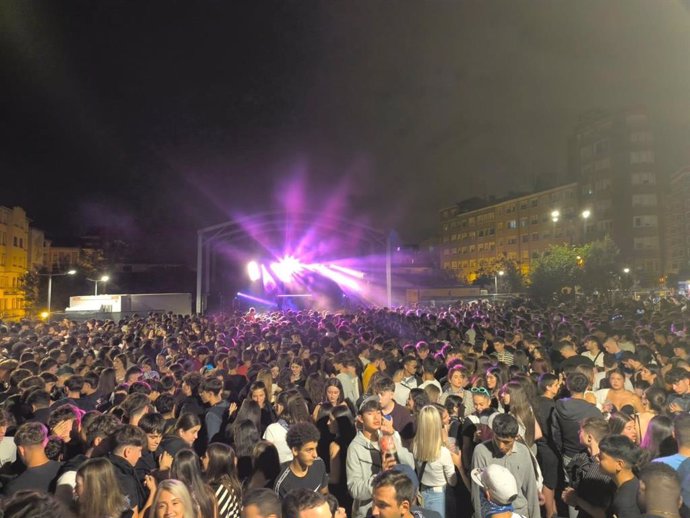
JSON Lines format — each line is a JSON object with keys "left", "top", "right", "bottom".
{"left": 0, "top": 295, "right": 689, "bottom": 518}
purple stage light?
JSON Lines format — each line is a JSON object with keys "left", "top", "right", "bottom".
{"left": 247, "top": 261, "right": 261, "bottom": 282}
{"left": 236, "top": 292, "right": 277, "bottom": 307}
{"left": 311, "top": 264, "right": 361, "bottom": 292}
{"left": 328, "top": 263, "right": 365, "bottom": 279}
{"left": 261, "top": 264, "right": 277, "bottom": 290}
{"left": 270, "top": 256, "right": 302, "bottom": 283}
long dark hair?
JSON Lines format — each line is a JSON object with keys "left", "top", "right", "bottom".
{"left": 170, "top": 448, "right": 217, "bottom": 518}
{"left": 232, "top": 419, "right": 260, "bottom": 458}
{"left": 204, "top": 442, "right": 243, "bottom": 499}
{"left": 330, "top": 405, "right": 356, "bottom": 447}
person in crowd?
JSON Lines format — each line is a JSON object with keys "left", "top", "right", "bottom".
{"left": 2, "top": 490, "right": 76, "bottom": 518}
{"left": 640, "top": 416, "right": 676, "bottom": 460}
{"left": 265, "top": 392, "right": 311, "bottom": 465}
{"left": 274, "top": 421, "right": 328, "bottom": 498}
{"left": 334, "top": 354, "right": 360, "bottom": 407}
{"left": 371, "top": 469, "right": 439, "bottom": 518}
{"left": 562, "top": 416, "right": 616, "bottom": 518}
{"left": 653, "top": 413, "right": 690, "bottom": 469}
{"left": 170, "top": 448, "right": 218, "bottom": 518}
{"left": 461, "top": 386, "right": 499, "bottom": 473}
{"left": 439, "top": 365, "right": 474, "bottom": 416}
{"left": 203, "top": 442, "right": 242, "bottom": 518}
{"left": 74, "top": 457, "right": 133, "bottom": 518}
{"left": 372, "top": 376, "right": 415, "bottom": 445}
{"left": 3, "top": 422, "right": 62, "bottom": 496}
{"left": 500, "top": 381, "right": 541, "bottom": 454}
{"left": 327, "top": 405, "right": 356, "bottom": 514}
{"left": 394, "top": 355, "right": 420, "bottom": 407}
{"left": 596, "top": 367, "right": 643, "bottom": 414}
{"left": 636, "top": 462, "right": 683, "bottom": 518}
{"left": 470, "top": 464, "right": 522, "bottom": 518}
{"left": 470, "top": 413, "right": 540, "bottom": 518}
{"left": 637, "top": 387, "right": 668, "bottom": 444}
{"left": 163, "top": 412, "right": 202, "bottom": 454}
{"left": 552, "top": 372, "right": 603, "bottom": 471}
{"left": 412, "top": 405, "right": 458, "bottom": 518}
{"left": 200, "top": 377, "right": 230, "bottom": 445}
{"left": 282, "top": 488, "right": 332, "bottom": 518}
{"left": 152, "top": 479, "right": 198, "bottom": 518}
{"left": 247, "top": 440, "right": 281, "bottom": 491}
{"left": 242, "top": 488, "right": 282, "bottom": 518}
{"left": 107, "top": 424, "right": 148, "bottom": 513}
{"left": 596, "top": 434, "right": 647, "bottom": 518}
{"left": 346, "top": 396, "right": 414, "bottom": 518}
{"left": 608, "top": 411, "right": 639, "bottom": 444}
{"left": 665, "top": 368, "right": 690, "bottom": 414}
{"left": 580, "top": 336, "right": 605, "bottom": 370}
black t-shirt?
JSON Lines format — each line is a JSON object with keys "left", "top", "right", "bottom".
{"left": 2, "top": 460, "right": 62, "bottom": 496}
{"left": 273, "top": 459, "right": 329, "bottom": 498}
{"left": 608, "top": 478, "right": 642, "bottom": 518}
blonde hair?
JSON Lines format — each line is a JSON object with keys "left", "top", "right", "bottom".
{"left": 153, "top": 479, "right": 197, "bottom": 518}
{"left": 413, "top": 405, "right": 443, "bottom": 462}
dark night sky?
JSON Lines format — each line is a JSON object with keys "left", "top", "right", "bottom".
{"left": 1, "top": 1, "right": 689, "bottom": 263}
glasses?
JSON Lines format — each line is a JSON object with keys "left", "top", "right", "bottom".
{"left": 471, "top": 387, "right": 491, "bottom": 397}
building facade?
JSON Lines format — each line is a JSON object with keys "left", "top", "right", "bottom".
{"left": 439, "top": 107, "right": 664, "bottom": 286}
{"left": 568, "top": 107, "right": 662, "bottom": 284}
{"left": 0, "top": 206, "right": 31, "bottom": 320}
{"left": 439, "top": 183, "right": 582, "bottom": 282}
{"left": 665, "top": 166, "right": 690, "bottom": 276}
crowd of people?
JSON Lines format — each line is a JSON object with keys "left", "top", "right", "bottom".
{"left": 0, "top": 294, "right": 689, "bottom": 518}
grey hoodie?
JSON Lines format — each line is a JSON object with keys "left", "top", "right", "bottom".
{"left": 551, "top": 397, "right": 603, "bottom": 457}
{"left": 345, "top": 431, "right": 414, "bottom": 518}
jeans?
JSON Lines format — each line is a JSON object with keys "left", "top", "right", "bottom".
{"left": 421, "top": 486, "right": 446, "bottom": 518}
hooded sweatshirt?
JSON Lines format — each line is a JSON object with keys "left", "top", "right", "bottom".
{"left": 551, "top": 398, "right": 603, "bottom": 457}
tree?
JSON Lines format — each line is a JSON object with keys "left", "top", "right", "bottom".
{"left": 18, "top": 268, "right": 40, "bottom": 316}
{"left": 529, "top": 237, "right": 621, "bottom": 299}
{"left": 579, "top": 236, "right": 620, "bottom": 293}
{"left": 474, "top": 256, "right": 524, "bottom": 293}
{"left": 529, "top": 244, "right": 583, "bottom": 300}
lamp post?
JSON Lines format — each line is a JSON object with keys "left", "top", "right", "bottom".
{"left": 581, "top": 209, "right": 591, "bottom": 242}
{"left": 494, "top": 270, "right": 505, "bottom": 294}
{"left": 42, "top": 269, "right": 77, "bottom": 314}
{"left": 551, "top": 210, "right": 560, "bottom": 241}
{"left": 88, "top": 275, "right": 110, "bottom": 296}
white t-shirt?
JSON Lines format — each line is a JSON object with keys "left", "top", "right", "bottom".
{"left": 581, "top": 350, "right": 604, "bottom": 369}
{"left": 263, "top": 421, "right": 292, "bottom": 464}
{"left": 0, "top": 436, "right": 16, "bottom": 467}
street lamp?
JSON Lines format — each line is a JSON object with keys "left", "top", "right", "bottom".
{"left": 551, "top": 210, "right": 560, "bottom": 241}
{"left": 581, "top": 209, "right": 591, "bottom": 242}
{"left": 88, "top": 275, "right": 110, "bottom": 296}
{"left": 41, "top": 269, "right": 77, "bottom": 314}
{"left": 494, "top": 270, "right": 505, "bottom": 294}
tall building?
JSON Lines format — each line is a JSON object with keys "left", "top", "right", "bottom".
{"left": 568, "top": 107, "right": 662, "bottom": 284}
{"left": 439, "top": 183, "right": 582, "bottom": 282}
{"left": 665, "top": 166, "right": 690, "bottom": 276}
{"left": 0, "top": 206, "right": 31, "bottom": 320}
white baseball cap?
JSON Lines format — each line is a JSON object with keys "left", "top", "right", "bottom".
{"left": 471, "top": 464, "right": 519, "bottom": 506}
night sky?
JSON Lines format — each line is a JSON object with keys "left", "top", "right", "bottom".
{"left": 2, "top": 1, "right": 689, "bottom": 263}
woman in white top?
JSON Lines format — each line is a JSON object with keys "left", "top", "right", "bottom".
{"left": 412, "top": 405, "right": 458, "bottom": 518}
{"left": 263, "top": 391, "right": 310, "bottom": 464}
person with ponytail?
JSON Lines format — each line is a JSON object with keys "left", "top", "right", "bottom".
{"left": 597, "top": 434, "right": 648, "bottom": 518}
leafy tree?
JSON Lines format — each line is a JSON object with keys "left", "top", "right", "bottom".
{"left": 529, "top": 237, "right": 621, "bottom": 299}
{"left": 579, "top": 236, "right": 620, "bottom": 293}
{"left": 18, "top": 268, "right": 40, "bottom": 316}
{"left": 474, "top": 256, "right": 524, "bottom": 293}
{"left": 529, "top": 244, "right": 583, "bottom": 300}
